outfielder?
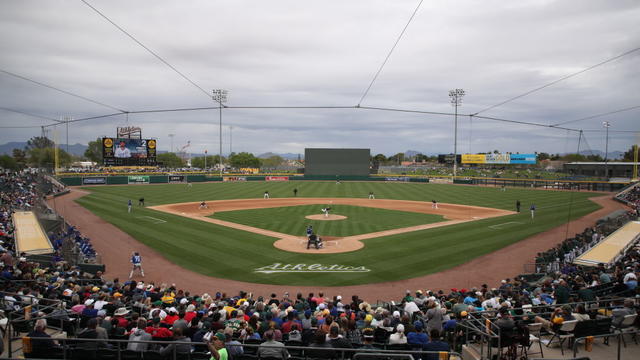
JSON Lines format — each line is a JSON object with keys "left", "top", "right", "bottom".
{"left": 530, "top": 204, "right": 536, "bottom": 220}
{"left": 129, "top": 252, "right": 144, "bottom": 278}
{"left": 128, "top": 199, "right": 132, "bottom": 213}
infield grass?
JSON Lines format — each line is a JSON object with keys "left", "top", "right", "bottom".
{"left": 75, "top": 181, "right": 603, "bottom": 286}
{"left": 211, "top": 204, "right": 446, "bottom": 237}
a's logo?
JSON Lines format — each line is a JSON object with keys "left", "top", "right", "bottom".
{"left": 103, "top": 138, "right": 113, "bottom": 148}
{"left": 147, "top": 139, "right": 156, "bottom": 149}
{"left": 255, "top": 263, "right": 370, "bottom": 274}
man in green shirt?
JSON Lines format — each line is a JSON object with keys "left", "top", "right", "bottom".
{"left": 206, "top": 333, "right": 229, "bottom": 360}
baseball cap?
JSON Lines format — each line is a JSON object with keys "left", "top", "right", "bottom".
{"left": 413, "top": 321, "right": 423, "bottom": 330}
{"left": 213, "top": 332, "right": 226, "bottom": 341}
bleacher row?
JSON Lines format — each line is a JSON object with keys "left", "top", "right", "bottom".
{"left": 0, "top": 170, "right": 639, "bottom": 360}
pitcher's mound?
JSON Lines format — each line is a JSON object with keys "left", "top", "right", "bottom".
{"left": 305, "top": 214, "right": 347, "bottom": 221}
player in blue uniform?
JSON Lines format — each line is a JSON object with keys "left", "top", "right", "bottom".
{"left": 129, "top": 252, "right": 144, "bottom": 278}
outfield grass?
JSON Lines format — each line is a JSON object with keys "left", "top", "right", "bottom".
{"left": 76, "top": 181, "right": 603, "bottom": 286}
{"left": 211, "top": 204, "right": 446, "bottom": 237}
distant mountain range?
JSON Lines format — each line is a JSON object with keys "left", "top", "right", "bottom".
{"left": 577, "top": 150, "right": 624, "bottom": 159}
{"left": 0, "top": 142, "right": 89, "bottom": 156}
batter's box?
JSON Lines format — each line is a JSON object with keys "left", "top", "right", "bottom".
{"left": 488, "top": 221, "right": 523, "bottom": 230}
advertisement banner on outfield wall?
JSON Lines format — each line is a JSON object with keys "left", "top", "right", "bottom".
{"left": 485, "top": 153, "right": 511, "bottom": 164}
{"left": 265, "top": 176, "right": 289, "bottom": 181}
{"left": 510, "top": 153, "right": 537, "bottom": 164}
{"left": 82, "top": 177, "right": 107, "bottom": 185}
{"left": 461, "top": 154, "right": 486, "bottom": 164}
{"left": 128, "top": 176, "right": 150, "bottom": 184}
{"left": 385, "top": 177, "right": 410, "bottom": 182}
{"left": 223, "top": 176, "right": 247, "bottom": 182}
{"left": 168, "top": 175, "right": 185, "bottom": 183}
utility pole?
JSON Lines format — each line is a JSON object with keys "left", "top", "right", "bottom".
{"left": 449, "top": 89, "right": 465, "bottom": 178}
{"left": 168, "top": 134, "right": 175, "bottom": 153}
{"left": 212, "top": 89, "right": 228, "bottom": 177}
{"left": 603, "top": 121, "right": 610, "bottom": 180}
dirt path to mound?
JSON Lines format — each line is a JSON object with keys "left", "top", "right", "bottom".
{"left": 150, "top": 198, "right": 512, "bottom": 254}
{"left": 51, "top": 190, "right": 627, "bottom": 302}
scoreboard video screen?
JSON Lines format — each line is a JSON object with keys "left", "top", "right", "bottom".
{"left": 102, "top": 138, "right": 157, "bottom": 166}
{"left": 305, "top": 148, "right": 370, "bottom": 176}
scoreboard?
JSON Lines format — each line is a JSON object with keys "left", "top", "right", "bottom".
{"left": 102, "top": 138, "right": 157, "bottom": 166}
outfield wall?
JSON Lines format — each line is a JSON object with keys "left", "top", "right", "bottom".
{"left": 56, "top": 173, "right": 625, "bottom": 190}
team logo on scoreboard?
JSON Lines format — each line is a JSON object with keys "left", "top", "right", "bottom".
{"left": 147, "top": 140, "right": 156, "bottom": 149}
{"left": 103, "top": 138, "right": 113, "bottom": 148}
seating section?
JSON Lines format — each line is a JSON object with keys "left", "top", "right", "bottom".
{"left": 1, "top": 170, "right": 639, "bottom": 360}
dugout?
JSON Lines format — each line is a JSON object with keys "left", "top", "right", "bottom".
{"left": 304, "top": 148, "right": 371, "bottom": 176}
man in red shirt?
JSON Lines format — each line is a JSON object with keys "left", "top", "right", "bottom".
{"left": 145, "top": 317, "right": 173, "bottom": 338}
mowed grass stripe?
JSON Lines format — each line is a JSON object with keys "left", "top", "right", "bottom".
{"left": 76, "top": 181, "right": 603, "bottom": 286}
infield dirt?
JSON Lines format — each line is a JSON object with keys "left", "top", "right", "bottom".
{"left": 150, "top": 198, "right": 514, "bottom": 254}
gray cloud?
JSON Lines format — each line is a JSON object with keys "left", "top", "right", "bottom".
{"left": 1, "top": 0, "right": 639, "bottom": 156}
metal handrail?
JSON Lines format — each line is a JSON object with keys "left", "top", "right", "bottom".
{"left": 11, "top": 336, "right": 463, "bottom": 360}
{"left": 572, "top": 329, "right": 640, "bottom": 360}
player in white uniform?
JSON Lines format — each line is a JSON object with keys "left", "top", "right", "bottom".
{"left": 114, "top": 141, "right": 131, "bottom": 158}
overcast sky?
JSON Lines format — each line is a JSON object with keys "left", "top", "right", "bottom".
{"left": 1, "top": 0, "right": 638, "bottom": 156}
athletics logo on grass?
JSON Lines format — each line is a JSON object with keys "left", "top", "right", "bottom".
{"left": 255, "top": 263, "right": 370, "bottom": 274}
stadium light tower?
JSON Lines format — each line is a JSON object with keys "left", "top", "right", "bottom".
{"left": 449, "top": 89, "right": 465, "bottom": 178}
{"left": 168, "top": 133, "right": 175, "bottom": 153}
{"left": 603, "top": 121, "right": 610, "bottom": 180}
{"left": 212, "top": 89, "right": 228, "bottom": 177}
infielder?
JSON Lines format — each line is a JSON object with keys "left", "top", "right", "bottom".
{"left": 431, "top": 199, "right": 438, "bottom": 209}
{"left": 368, "top": 191, "right": 375, "bottom": 199}
{"left": 264, "top": 191, "right": 270, "bottom": 199}
{"left": 199, "top": 201, "right": 208, "bottom": 209}
{"left": 129, "top": 252, "right": 144, "bottom": 278}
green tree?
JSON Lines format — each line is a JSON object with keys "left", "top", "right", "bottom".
{"left": 12, "top": 148, "right": 27, "bottom": 168}
{"left": 0, "top": 155, "right": 18, "bottom": 170}
{"left": 26, "top": 136, "right": 54, "bottom": 150}
{"left": 229, "top": 152, "right": 261, "bottom": 168}
{"left": 84, "top": 138, "right": 103, "bottom": 163}
{"left": 387, "top": 153, "right": 405, "bottom": 165}
{"left": 157, "top": 152, "right": 185, "bottom": 168}
{"left": 191, "top": 155, "right": 223, "bottom": 169}
{"left": 623, "top": 145, "right": 638, "bottom": 162}
{"left": 261, "top": 155, "right": 284, "bottom": 168}
{"left": 27, "top": 147, "right": 72, "bottom": 168}
{"left": 536, "top": 152, "right": 550, "bottom": 161}
{"left": 372, "top": 153, "right": 387, "bottom": 163}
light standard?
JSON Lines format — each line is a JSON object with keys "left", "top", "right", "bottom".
{"left": 449, "top": 89, "right": 465, "bottom": 178}
{"left": 212, "top": 89, "right": 228, "bottom": 177}
{"left": 204, "top": 149, "right": 208, "bottom": 171}
{"left": 62, "top": 116, "right": 72, "bottom": 154}
{"left": 603, "top": 121, "right": 610, "bottom": 180}
{"left": 168, "top": 133, "right": 175, "bottom": 153}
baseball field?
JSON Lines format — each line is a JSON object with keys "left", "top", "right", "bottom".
{"left": 75, "top": 181, "right": 602, "bottom": 286}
